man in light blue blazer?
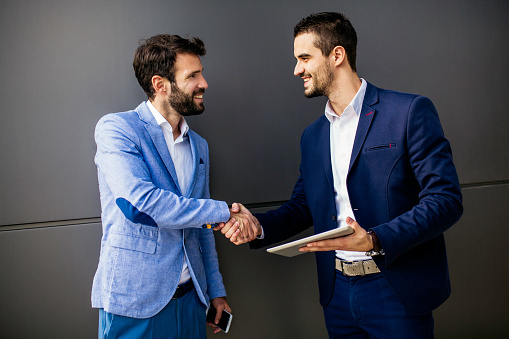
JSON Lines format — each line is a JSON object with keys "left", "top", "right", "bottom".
{"left": 92, "top": 34, "right": 243, "bottom": 338}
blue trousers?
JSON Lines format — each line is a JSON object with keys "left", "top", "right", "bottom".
{"left": 98, "top": 289, "right": 206, "bottom": 339}
{"left": 323, "top": 270, "right": 434, "bottom": 339}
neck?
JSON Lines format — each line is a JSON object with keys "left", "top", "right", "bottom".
{"left": 327, "top": 71, "right": 362, "bottom": 116}
{"left": 150, "top": 97, "right": 182, "bottom": 140}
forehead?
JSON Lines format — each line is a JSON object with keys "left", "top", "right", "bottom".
{"left": 294, "top": 33, "right": 321, "bottom": 57}
{"left": 174, "top": 53, "right": 203, "bottom": 76}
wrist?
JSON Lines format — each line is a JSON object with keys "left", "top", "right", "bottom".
{"left": 366, "top": 230, "right": 384, "bottom": 256}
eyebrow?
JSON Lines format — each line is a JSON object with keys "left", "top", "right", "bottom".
{"left": 185, "top": 68, "right": 203, "bottom": 78}
{"left": 297, "top": 53, "right": 312, "bottom": 59}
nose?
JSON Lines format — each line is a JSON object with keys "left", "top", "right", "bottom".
{"left": 199, "top": 75, "right": 208, "bottom": 90}
{"left": 294, "top": 61, "right": 304, "bottom": 77}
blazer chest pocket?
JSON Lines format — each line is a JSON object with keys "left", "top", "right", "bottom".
{"left": 108, "top": 233, "right": 157, "bottom": 254}
{"left": 366, "top": 143, "right": 397, "bottom": 152}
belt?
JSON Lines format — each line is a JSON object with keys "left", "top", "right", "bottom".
{"left": 335, "top": 258, "right": 380, "bottom": 276}
{"left": 172, "top": 279, "right": 194, "bottom": 299}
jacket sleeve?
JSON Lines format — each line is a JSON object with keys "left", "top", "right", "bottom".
{"left": 250, "top": 171, "right": 314, "bottom": 249}
{"left": 372, "top": 96, "right": 463, "bottom": 266}
{"left": 199, "top": 228, "right": 227, "bottom": 300}
{"left": 95, "top": 113, "right": 230, "bottom": 229}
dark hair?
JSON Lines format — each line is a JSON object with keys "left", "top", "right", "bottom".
{"left": 294, "top": 12, "right": 357, "bottom": 72}
{"left": 133, "top": 34, "right": 206, "bottom": 99}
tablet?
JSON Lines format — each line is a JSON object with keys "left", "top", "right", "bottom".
{"left": 266, "top": 226, "right": 354, "bottom": 257}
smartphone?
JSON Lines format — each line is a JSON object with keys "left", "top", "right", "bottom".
{"left": 206, "top": 307, "right": 232, "bottom": 333}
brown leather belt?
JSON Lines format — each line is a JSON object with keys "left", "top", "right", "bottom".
{"left": 336, "top": 258, "right": 380, "bottom": 276}
{"left": 172, "top": 279, "right": 194, "bottom": 299}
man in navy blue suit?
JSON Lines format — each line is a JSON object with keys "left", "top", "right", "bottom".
{"left": 218, "top": 12, "right": 463, "bottom": 338}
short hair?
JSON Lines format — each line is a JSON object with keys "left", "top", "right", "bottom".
{"left": 133, "top": 34, "right": 206, "bottom": 99}
{"left": 294, "top": 12, "right": 357, "bottom": 72}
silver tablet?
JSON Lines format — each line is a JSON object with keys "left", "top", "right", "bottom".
{"left": 266, "top": 226, "right": 354, "bottom": 257}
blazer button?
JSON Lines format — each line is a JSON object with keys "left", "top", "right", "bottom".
{"left": 331, "top": 215, "right": 336, "bottom": 221}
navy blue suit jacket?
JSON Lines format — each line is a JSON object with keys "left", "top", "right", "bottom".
{"left": 251, "top": 82, "right": 463, "bottom": 314}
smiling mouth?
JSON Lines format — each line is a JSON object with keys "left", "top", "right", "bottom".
{"left": 193, "top": 94, "right": 203, "bottom": 99}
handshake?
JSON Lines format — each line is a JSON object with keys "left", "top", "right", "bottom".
{"left": 213, "top": 203, "right": 262, "bottom": 245}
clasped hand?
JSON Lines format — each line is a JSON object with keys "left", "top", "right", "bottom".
{"left": 214, "top": 205, "right": 374, "bottom": 252}
{"left": 213, "top": 203, "right": 261, "bottom": 245}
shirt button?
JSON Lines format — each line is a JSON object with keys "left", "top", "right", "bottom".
{"left": 331, "top": 215, "right": 336, "bottom": 221}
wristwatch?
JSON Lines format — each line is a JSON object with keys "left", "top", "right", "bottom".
{"left": 365, "top": 230, "right": 385, "bottom": 256}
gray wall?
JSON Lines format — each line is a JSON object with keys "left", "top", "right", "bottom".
{"left": 0, "top": 0, "right": 507, "bottom": 338}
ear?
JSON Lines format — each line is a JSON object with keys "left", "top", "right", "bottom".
{"left": 151, "top": 75, "right": 168, "bottom": 95}
{"left": 331, "top": 46, "right": 346, "bottom": 67}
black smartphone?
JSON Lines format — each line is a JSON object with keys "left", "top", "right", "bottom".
{"left": 206, "top": 307, "right": 232, "bottom": 333}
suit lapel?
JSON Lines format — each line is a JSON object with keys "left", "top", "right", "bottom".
{"left": 136, "top": 102, "right": 182, "bottom": 195}
{"left": 319, "top": 117, "right": 334, "bottom": 189}
{"left": 349, "top": 83, "right": 379, "bottom": 172}
{"left": 185, "top": 131, "right": 200, "bottom": 198}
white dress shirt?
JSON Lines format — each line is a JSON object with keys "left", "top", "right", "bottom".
{"left": 147, "top": 100, "right": 192, "bottom": 284}
{"left": 325, "top": 79, "right": 371, "bottom": 261}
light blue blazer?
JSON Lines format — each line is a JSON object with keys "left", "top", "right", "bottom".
{"left": 91, "top": 101, "right": 230, "bottom": 319}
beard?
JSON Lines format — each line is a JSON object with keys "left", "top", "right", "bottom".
{"left": 168, "top": 82, "right": 205, "bottom": 116}
{"left": 304, "top": 62, "right": 334, "bottom": 98}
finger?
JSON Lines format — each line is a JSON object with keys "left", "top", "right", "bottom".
{"left": 230, "top": 229, "right": 241, "bottom": 243}
{"left": 304, "top": 238, "right": 343, "bottom": 251}
{"left": 300, "top": 245, "right": 334, "bottom": 252}
{"left": 221, "top": 218, "right": 236, "bottom": 235}
{"left": 213, "top": 222, "right": 224, "bottom": 231}
{"left": 215, "top": 304, "right": 225, "bottom": 324}
{"left": 299, "top": 244, "right": 337, "bottom": 252}
{"left": 225, "top": 222, "right": 240, "bottom": 238}
{"left": 241, "top": 219, "right": 253, "bottom": 241}
{"left": 317, "top": 238, "right": 343, "bottom": 247}
{"left": 233, "top": 234, "right": 247, "bottom": 245}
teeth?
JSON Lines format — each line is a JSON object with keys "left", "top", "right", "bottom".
{"left": 194, "top": 95, "right": 203, "bottom": 99}
{"left": 303, "top": 78, "right": 310, "bottom": 82}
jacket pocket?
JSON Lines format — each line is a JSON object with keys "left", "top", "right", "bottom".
{"left": 366, "top": 143, "right": 397, "bottom": 151}
{"left": 108, "top": 233, "right": 157, "bottom": 254}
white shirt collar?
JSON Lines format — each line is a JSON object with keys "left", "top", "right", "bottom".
{"left": 146, "top": 100, "right": 189, "bottom": 136}
{"left": 325, "top": 78, "right": 367, "bottom": 122}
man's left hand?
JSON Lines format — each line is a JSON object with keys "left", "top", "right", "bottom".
{"left": 207, "top": 297, "right": 231, "bottom": 333}
{"left": 299, "top": 217, "right": 373, "bottom": 253}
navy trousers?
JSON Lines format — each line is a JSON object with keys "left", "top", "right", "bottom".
{"left": 323, "top": 270, "right": 434, "bottom": 338}
{"left": 99, "top": 288, "right": 206, "bottom": 339}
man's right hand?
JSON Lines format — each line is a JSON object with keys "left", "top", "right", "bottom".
{"left": 214, "top": 203, "right": 261, "bottom": 245}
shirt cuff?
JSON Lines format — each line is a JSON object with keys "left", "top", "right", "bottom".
{"left": 257, "top": 225, "right": 265, "bottom": 239}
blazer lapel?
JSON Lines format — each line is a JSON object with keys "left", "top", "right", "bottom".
{"left": 184, "top": 132, "right": 200, "bottom": 198}
{"left": 136, "top": 102, "right": 182, "bottom": 195}
{"left": 349, "top": 83, "right": 379, "bottom": 172}
{"left": 319, "top": 117, "right": 334, "bottom": 189}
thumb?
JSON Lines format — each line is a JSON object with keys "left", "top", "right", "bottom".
{"left": 231, "top": 202, "right": 240, "bottom": 213}
{"left": 346, "top": 216, "right": 357, "bottom": 228}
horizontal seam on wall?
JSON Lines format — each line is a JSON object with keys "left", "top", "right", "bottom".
{"left": 2, "top": 180, "right": 508, "bottom": 232}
